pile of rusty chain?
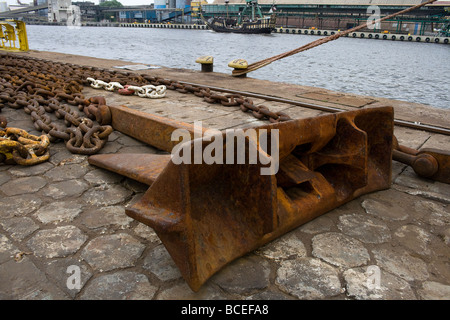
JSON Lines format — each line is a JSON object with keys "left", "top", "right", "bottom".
{"left": 0, "top": 127, "right": 50, "bottom": 165}
{"left": 0, "top": 54, "right": 115, "bottom": 155}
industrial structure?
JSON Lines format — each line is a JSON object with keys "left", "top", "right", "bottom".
{"left": 204, "top": 1, "right": 450, "bottom": 35}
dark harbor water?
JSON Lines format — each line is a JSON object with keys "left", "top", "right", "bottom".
{"left": 26, "top": 25, "right": 450, "bottom": 110}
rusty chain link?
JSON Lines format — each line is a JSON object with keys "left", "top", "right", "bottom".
{"left": 0, "top": 54, "right": 114, "bottom": 155}
{"left": 0, "top": 127, "right": 50, "bottom": 165}
{"left": 145, "top": 77, "right": 292, "bottom": 123}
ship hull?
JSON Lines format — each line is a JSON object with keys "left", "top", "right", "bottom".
{"left": 204, "top": 15, "right": 276, "bottom": 34}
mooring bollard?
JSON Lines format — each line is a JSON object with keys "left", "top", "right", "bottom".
{"left": 228, "top": 59, "right": 248, "bottom": 77}
{"left": 195, "top": 55, "right": 214, "bottom": 72}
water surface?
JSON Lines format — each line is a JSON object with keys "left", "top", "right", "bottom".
{"left": 26, "top": 25, "right": 450, "bottom": 110}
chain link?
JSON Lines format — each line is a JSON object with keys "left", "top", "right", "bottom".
{"left": 0, "top": 54, "right": 114, "bottom": 155}
{"left": 140, "top": 76, "right": 292, "bottom": 123}
{"left": 0, "top": 127, "right": 50, "bottom": 165}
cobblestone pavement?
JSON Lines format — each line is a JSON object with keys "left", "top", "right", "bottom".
{"left": 1, "top": 55, "right": 449, "bottom": 300}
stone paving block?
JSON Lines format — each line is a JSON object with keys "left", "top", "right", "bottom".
{"left": 0, "top": 234, "right": 20, "bottom": 264}
{"left": 361, "top": 198, "right": 409, "bottom": 221}
{"left": 83, "top": 168, "right": 124, "bottom": 185}
{"left": 27, "top": 226, "right": 88, "bottom": 259}
{"left": 0, "top": 176, "right": 47, "bottom": 196}
{"left": 444, "top": 228, "right": 450, "bottom": 246}
{"left": 117, "top": 145, "right": 160, "bottom": 154}
{"left": 48, "top": 151, "right": 88, "bottom": 166}
{"left": 372, "top": 247, "right": 429, "bottom": 282}
{"left": 211, "top": 255, "right": 271, "bottom": 295}
{"left": 81, "top": 233, "right": 145, "bottom": 272}
{"left": 311, "top": 232, "right": 370, "bottom": 268}
{"left": 80, "top": 205, "right": 133, "bottom": 231}
{"left": 34, "top": 201, "right": 83, "bottom": 224}
{"left": 123, "top": 179, "right": 149, "bottom": 193}
{"left": 96, "top": 140, "right": 122, "bottom": 154}
{"left": 41, "top": 179, "right": 90, "bottom": 200}
{"left": 414, "top": 200, "right": 449, "bottom": 227}
{"left": 245, "top": 290, "right": 296, "bottom": 300}
{"left": 0, "top": 217, "right": 39, "bottom": 241}
{"left": 275, "top": 257, "right": 342, "bottom": 299}
{"left": 81, "top": 184, "right": 133, "bottom": 206}
{"left": 299, "top": 215, "right": 335, "bottom": 234}
{"left": 337, "top": 214, "right": 391, "bottom": 244}
{"left": 142, "top": 245, "right": 182, "bottom": 282}
{"left": 0, "top": 257, "right": 68, "bottom": 300}
{"left": 116, "top": 133, "right": 149, "bottom": 147}
{"left": 156, "top": 281, "right": 228, "bottom": 300}
{"left": 0, "top": 194, "right": 42, "bottom": 218}
{"left": 418, "top": 281, "right": 450, "bottom": 300}
{"left": 0, "top": 171, "right": 10, "bottom": 185}
{"left": 393, "top": 225, "right": 433, "bottom": 256}
{"left": 7, "top": 162, "right": 54, "bottom": 177}
{"left": 80, "top": 271, "right": 157, "bottom": 300}
{"left": 44, "top": 163, "right": 90, "bottom": 182}
{"left": 45, "top": 258, "right": 93, "bottom": 298}
{"left": 343, "top": 267, "right": 416, "bottom": 300}
{"left": 255, "top": 232, "right": 307, "bottom": 261}
{"left": 133, "top": 224, "right": 162, "bottom": 244}
{"left": 0, "top": 164, "right": 13, "bottom": 172}
{"left": 394, "top": 167, "right": 450, "bottom": 203}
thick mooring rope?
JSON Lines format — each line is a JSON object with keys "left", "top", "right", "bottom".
{"left": 232, "top": 0, "right": 437, "bottom": 76}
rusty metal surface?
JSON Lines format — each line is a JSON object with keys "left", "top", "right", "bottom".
{"left": 393, "top": 136, "right": 450, "bottom": 183}
{"left": 89, "top": 153, "right": 170, "bottom": 186}
{"left": 108, "top": 105, "right": 201, "bottom": 153}
{"left": 89, "top": 106, "right": 394, "bottom": 291}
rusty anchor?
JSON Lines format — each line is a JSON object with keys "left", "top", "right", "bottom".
{"left": 89, "top": 105, "right": 394, "bottom": 291}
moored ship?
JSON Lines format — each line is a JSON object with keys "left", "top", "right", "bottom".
{"left": 202, "top": 0, "right": 277, "bottom": 34}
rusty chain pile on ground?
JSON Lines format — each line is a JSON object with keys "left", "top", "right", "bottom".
{"left": 0, "top": 54, "right": 116, "bottom": 159}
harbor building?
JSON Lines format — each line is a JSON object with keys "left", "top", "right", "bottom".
{"left": 48, "top": 0, "right": 71, "bottom": 22}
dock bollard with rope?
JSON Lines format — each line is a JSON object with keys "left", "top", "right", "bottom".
{"left": 231, "top": 0, "right": 437, "bottom": 77}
